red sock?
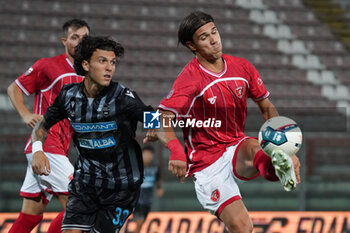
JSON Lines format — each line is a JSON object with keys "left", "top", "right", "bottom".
{"left": 47, "top": 209, "right": 65, "bottom": 233}
{"left": 253, "top": 150, "right": 279, "bottom": 181}
{"left": 8, "top": 211, "right": 43, "bottom": 233}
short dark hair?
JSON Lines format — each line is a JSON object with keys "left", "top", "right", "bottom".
{"left": 74, "top": 36, "right": 125, "bottom": 76}
{"left": 62, "top": 18, "right": 90, "bottom": 35}
{"left": 142, "top": 145, "right": 155, "bottom": 153}
{"left": 178, "top": 11, "right": 214, "bottom": 47}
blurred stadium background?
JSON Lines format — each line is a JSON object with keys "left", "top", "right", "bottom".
{"left": 0, "top": 0, "right": 350, "bottom": 230}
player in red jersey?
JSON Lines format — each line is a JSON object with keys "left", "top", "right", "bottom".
{"left": 144, "top": 11, "right": 301, "bottom": 233}
{"left": 7, "top": 19, "right": 90, "bottom": 233}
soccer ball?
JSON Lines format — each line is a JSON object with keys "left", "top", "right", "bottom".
{"left": 258, "top": 116, "right": 302, "bottom": 157}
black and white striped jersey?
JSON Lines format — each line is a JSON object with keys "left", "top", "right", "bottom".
{"left": 44, "top": 81, "right": 152, "bottom": 190}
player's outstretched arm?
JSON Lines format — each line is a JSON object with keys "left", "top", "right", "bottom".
{"left": 31, "top": 118, "right": 50, "bottom": 176}
{"left": 255, "top": 98, "right": 279, "bottom": 121}
{"left": 7, "top": 81, "right": 42, "bottom": 128}
{"left": 155, "top": 110, "right": 187, "bottom": 183}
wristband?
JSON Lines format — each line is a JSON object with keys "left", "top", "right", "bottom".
{"left": 32, "top": 141, "right": 43, "bottom": 154}
{"left": 166, "top": 139, "right": 186, "bottom": 162}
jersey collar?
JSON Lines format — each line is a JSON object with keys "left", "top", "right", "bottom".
{"left": 197, "top": 57, "right": 227, "bottom": 78}
{"left": 64, "top": 54, "right": 74, "bottom": 69}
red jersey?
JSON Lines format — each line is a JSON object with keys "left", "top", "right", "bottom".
{"left": 159, "top": 54, "right": 270, "bottom": 176}
{"left": 16, "top": 54, "right": 84, "bottom": 156}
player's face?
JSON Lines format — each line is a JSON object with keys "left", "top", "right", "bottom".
{"left": 187, "top": 22, "right": 222, "bottom": 62}
{"left": 62, "top": 26, "right": 89, "bottom": 59}
{"left": 83, "top": 49, "right": 117, "bottom": 87}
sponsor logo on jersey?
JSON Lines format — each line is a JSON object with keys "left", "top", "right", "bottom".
{"left": 24, "top": 67, "right": 33, "bottom": 76}
{"left": 257, "top": 77, "right": 263, "bottom": 86}
{"left": 143, "top": 110, "right": 161, "bottom": 129}
{"left": 71, "top": 121, "right": 117, "bottom": 133}
{"left": 207, "top": 96, "right": 217, "bottom": 104}
{"left": 211, "top": 189, "right": 220, "bottom": 202}
{"left": 79, "top": 136, "right": 116, "bottom": 149}
{"left": 235, "top": 86, "right": 245, "bottom": 99}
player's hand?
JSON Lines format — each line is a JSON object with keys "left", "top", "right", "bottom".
{"left": 168, "top": 160, "right": 187, "bottom": 183}
{"left": 143, "top": 129, "right": 158, "bottom": 143}
{"left": 156, "top": 187, "right": 164, "bottom": 197}
{"left": 291, "top": 155, "right": 300, "bottom": 184}
{"left": 23, "top": 113, "right": 43, "bottom": 128}
{"left": 32, "top": 151, "right": 51, "bottom": 176}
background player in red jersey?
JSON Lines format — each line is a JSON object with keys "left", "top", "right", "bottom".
{"left": 7, "top": 19, "right": 90, "bottom": 233}
{"left": 144, "top": 11, "right": 301, "bottom": 233}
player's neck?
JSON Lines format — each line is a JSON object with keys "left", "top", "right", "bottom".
{"left": 197, "top": 56, "right": 224, "bottom": 73}
{"left": 66, "top": 53, "right": 74, "bottom": 64}
{"left": 83, "top": 78, "right": 105, "bottom": 98}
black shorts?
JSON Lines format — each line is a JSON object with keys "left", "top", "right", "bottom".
{"left": 62, "top": 179, "right": 140, "bottom": 232}
{"left": 132, "top": 203, "right": 151, "bottom": 221}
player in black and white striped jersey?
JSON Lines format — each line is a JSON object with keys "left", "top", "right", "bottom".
{"left": 31, "top": 35, "right": 153, "bottom": 233}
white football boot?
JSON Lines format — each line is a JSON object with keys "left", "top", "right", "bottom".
{"left": 270, "top": 149, "right": 297, "bottom": 192}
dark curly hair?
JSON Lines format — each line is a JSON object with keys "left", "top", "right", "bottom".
{"left": 74, "top": 36, "right": 124, "bottom": 76}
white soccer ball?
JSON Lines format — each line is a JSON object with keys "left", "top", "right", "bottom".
{"left": 258, "top": 116, "right": 302, "bottom": 157}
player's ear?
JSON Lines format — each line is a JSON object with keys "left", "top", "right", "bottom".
{"left": 186, "top": 41, "right": 196, "bottom": 53}
{"left": 61, "top": 37, "right": 67, "bottom": 47}
{"left": 82, "top": 60, "right": 89, "bottom": 72}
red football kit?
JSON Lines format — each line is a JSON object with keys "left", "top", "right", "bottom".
{"left": 159, "top": 54, "right": 270, "bottom": 176}
{"left": 16, "top": 54, "right": 84, "bottom": 156}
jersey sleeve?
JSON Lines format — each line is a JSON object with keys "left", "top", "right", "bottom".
{"left": 123, "top": 88, "right": 153, "bottom": 122}
{"left": 245, "top": 61, "right": 270, "bottom": 101}
{"left": 43, "top": 86, "right": 68, "bottom": 129}
{"left": 15, "top": 59, "right": 47, "bottom": 96}
{"left": 159, "top": 72, "right": 198, "bottom": 117}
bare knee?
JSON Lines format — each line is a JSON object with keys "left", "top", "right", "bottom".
{"left": 220, "top": 200, "right": 254, "bottom": 233}
{"left": 248, "top": 139, "right": 260, "bottom": 159}
{"left": 225, "top": 218, "right": 253, "bottom": 233}
{"left": 235, "top": 139, "right": 261, "bottom": 178}
{"left": 22, "top": 197, "right": 46, "bottom": 215}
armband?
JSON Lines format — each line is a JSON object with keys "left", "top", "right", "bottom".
{"left": 32, "top": 141, "right": 43, "bottom": 154}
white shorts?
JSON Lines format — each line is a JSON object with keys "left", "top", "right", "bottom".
{"left": 193, "top": 137, "right": 255, "bottom": 217}
{"left": 20, "top": 152, "right": 74, "bottom": 204}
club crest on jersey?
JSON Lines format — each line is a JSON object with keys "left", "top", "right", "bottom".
{"left": 211, "top": 189, "right": 220, "bottom": 202}
{"left": 102, "top": 104, "right": 110, "bottom": 117}
{"left": 235, "top": 86, "right": 245, "bottom": 99}
{"left": 24, "top": 67, "right": 33, "bottom": 76}
{"left": 207, "top": 96, "right": 217, "bottom": 104}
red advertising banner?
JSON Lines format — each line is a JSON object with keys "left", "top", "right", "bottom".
{"left": 1, "top": 211, "right": 349, "bottom": 233}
